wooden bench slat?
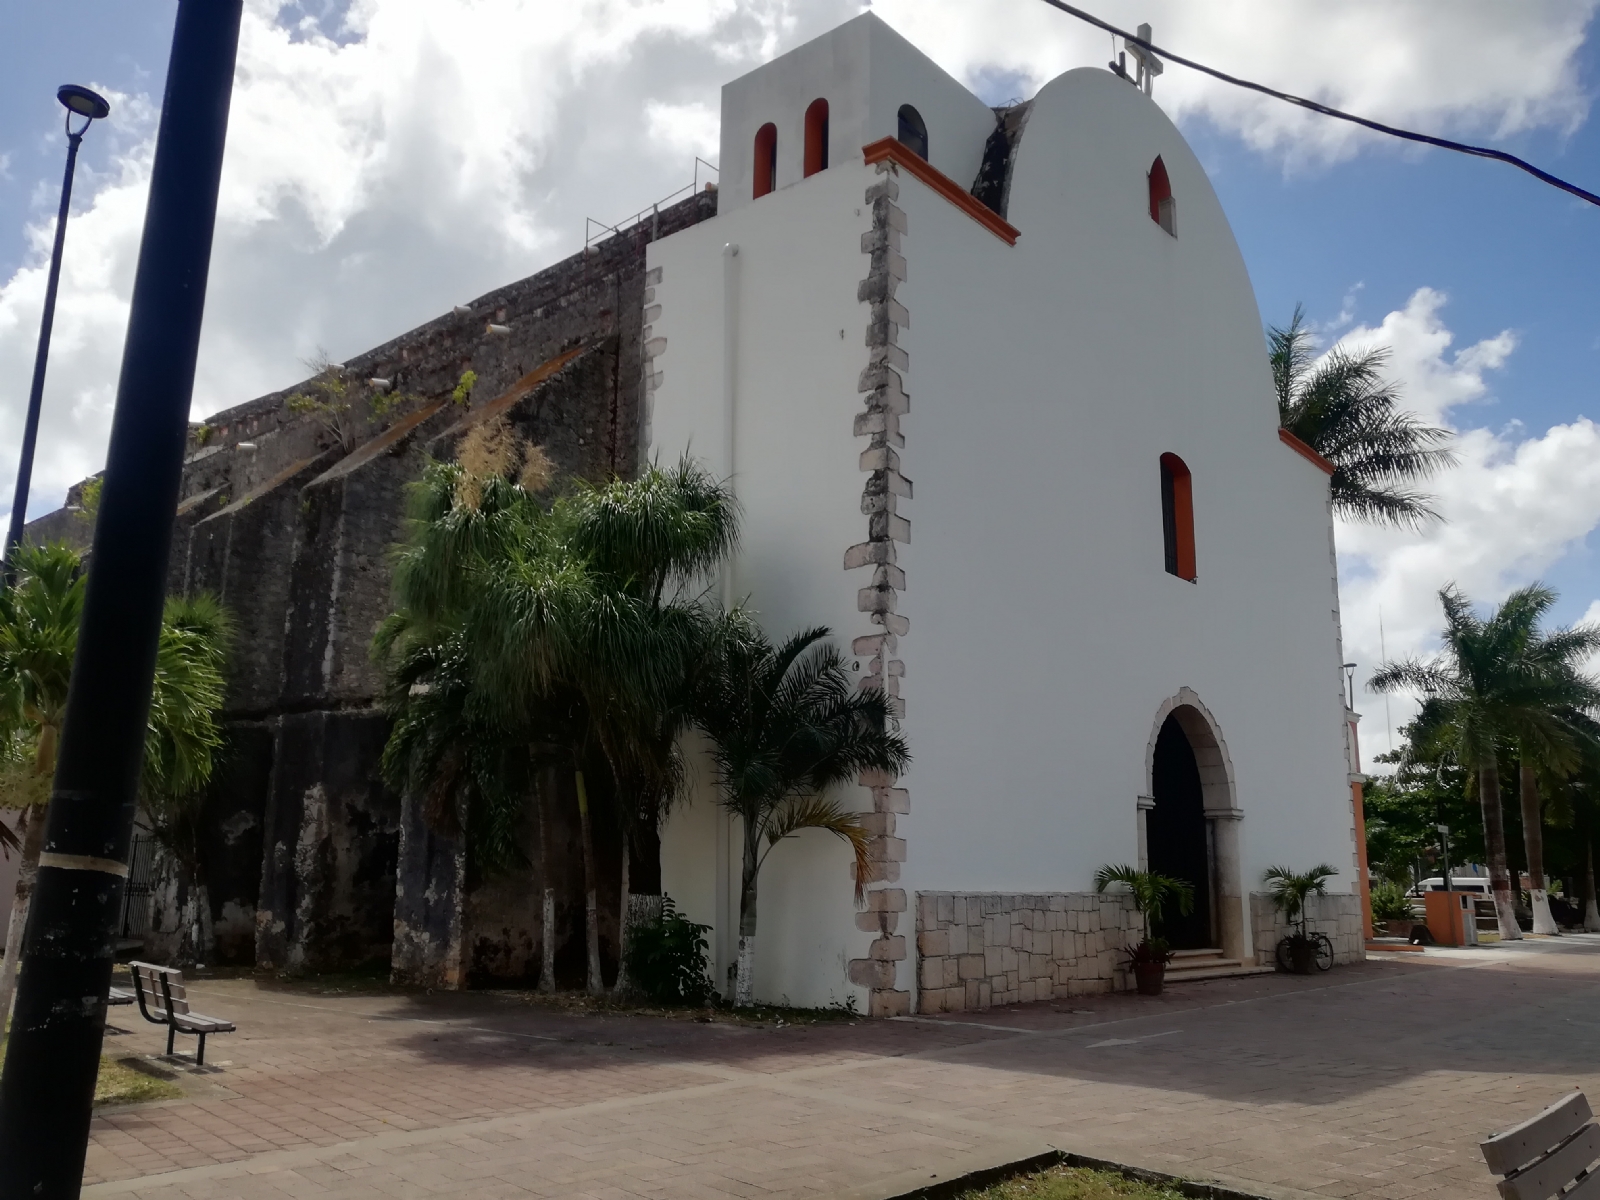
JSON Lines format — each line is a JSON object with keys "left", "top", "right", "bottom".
{"left": 1485, "top": 1093, "right": 1594, "bottom": 1176}
{"left": 1559, "top": 1167, "right": 1600, "bottom": 1200}
{"left": 1501, "top": 1123, "right": 1600, "bottom": 1200}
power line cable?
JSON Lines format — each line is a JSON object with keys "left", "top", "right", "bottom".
{"left": 1035, "top": 0, "right": 1600, "bottom": 209}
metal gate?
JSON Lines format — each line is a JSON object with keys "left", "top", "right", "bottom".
{"left": 119, "top": 833, "right": 158, "bottom": 943}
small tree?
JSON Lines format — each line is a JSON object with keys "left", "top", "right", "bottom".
{"left": 695, "top": 620, "right": 909, "bottom": 1007}
{"left": 0, "top": 546, "right": 230, "bottom": 1011}
{"left": 1093, "top": 864, "right": 1194, "bottom": 962}
{"left": 1262, "top": 863, "right": 1339, "bottom": 939}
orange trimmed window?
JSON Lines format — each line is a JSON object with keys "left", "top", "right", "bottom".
{"left": 897, "top": 104, "right": 927, "bottom": 159}
{"left": 1160, "top": 452, "right": 1195, "bottom": 581}
{"left": 804, "top": 99, "right": 829, "bottom": 176}
{"left": 753, "top": 123, "right": 777, "bottom": 198}
{"left": 1149, "top": 156, "right": 1175, "bottom": 235}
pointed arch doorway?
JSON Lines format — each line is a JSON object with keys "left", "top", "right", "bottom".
{"left": 1141, "top": 691, "right": 1247, "bottom": 962}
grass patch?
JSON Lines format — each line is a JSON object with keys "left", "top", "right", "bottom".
{"left": 951, "top": 1164, "right": 1188, "bottom": 1200}
{"left": 95, "top": 1056, "right": 182, "bottom": 1106}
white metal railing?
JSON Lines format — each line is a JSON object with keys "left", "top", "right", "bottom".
{"left": 584, "top": 157, "right": 719, "bottom": 253}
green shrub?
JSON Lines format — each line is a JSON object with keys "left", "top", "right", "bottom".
{"left": 1370, "top": 881, "right": 1414, "bottom": 922}
{"left": 625, "top": 895, "right": 713, "bottom": 1005}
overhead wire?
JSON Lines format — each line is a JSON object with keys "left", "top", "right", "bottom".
{"left": 1035, "top": 0, "right": 1600, "bottom": 209}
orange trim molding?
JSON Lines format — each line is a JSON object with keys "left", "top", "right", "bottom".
{"left": 862, "top": 138, "right": 1019, "bottom": 246}
{"left": 1278, "top": 427, "right": 1335, "bottom": 476}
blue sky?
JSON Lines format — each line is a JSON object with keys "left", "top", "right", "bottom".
{"left": 1, "top": 0, "right": 1597, "bottom": 745}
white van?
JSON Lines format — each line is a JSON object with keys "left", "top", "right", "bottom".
{"left": 1409, "top": 876, "right": 1493, "bottom": 896}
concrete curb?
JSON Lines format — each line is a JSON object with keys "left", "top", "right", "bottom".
{"left": 883, "top": 1148, "right": 1281, "bottom": 1200}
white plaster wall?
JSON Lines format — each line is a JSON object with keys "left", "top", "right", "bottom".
{"left": 652, "top": 164, "right": 883, "bottom": 1009}
{"left": 894, "top": 68, "right": 1355, "bottom": 963}
{"left": 719, "top": 13, "right": 996, "bottom": 217}
{"left": 656, "top": 58, "right": 1356, "bottom": 1008}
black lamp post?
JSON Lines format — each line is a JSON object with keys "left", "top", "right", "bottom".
{"left": 0, "top": 3, "right": 241, "bottom": 1192}
{"left": 2, "top": 84, "right": 111, "bottom": 567}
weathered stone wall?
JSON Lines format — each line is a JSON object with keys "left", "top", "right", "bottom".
{"left": 1249, "top": 892, "right": 1365, "bottom": 967}
{"left": 915, "top": 891, "right": 1141, "bottom": 1013}
{"left": 25, "top": 188, "right": 717, "bottom": 982}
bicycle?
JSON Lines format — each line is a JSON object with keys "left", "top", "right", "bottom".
{"left": 1275, "top": 930, "right": 1334, "bottom": 973}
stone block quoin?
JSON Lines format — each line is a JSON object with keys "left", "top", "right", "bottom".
{"left": 846, "top": 162, "right": 913, "bottom": 1019}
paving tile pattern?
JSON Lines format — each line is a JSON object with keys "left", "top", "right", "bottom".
{"left": 84, "top": 938, "right": 1600, "bottom": 1200}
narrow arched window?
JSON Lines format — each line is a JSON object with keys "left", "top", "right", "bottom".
{"left": 897, "top": 105, "right": 928, "bottom": 159}
{"left": 1149, "top": 156, "right": 1175, "bottom": 235}
{"left": 753, "top": 123, "right": 777, "bottom": 198}
{"left": 1160, "top": 453, "right": 1195, "bottom": 581}
{"left": 804, "top": 99, "right": 829, "bottom": 177}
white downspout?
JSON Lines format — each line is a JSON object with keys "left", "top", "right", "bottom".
{"left": 716, "top": 241, "right": 740, "bottom": 996}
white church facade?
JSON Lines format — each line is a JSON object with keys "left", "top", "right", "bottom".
{"left": 647, "top": 14, "right": 1367, "bottom": 1016}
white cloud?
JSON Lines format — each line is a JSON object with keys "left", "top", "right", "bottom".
{"left": 1335, "top": 291, "right": 1600, "bottom": 760}
{"left": 876, "top": 0, "right": 1597, "bottom": 167}
{"left": 0, "top": 0, "right": 1594, "bottom": 532}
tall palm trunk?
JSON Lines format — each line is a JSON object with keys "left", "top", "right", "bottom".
{"left": 574, "top": 768, "right": 603, "bottom": 994}
{"left": 612, "top": 836, "right": 631, "bottom": 997}
{"left": 536, "top": 769, "right": 555, "bottom": 994}
{"left": 1585, "top": 841, "right": 1600, "bottom": 933}
{"left": 735, "top": 820, "right": 760, "bottom": 1007}
{"left": 1519, "top": 763, "right": 1558, "bottom": 935}
{"left": 1480, "top": 764, "right": 1522, "bottom": 940}
{"left": 0, "top": 806, "right": 46, "bottom": 1023}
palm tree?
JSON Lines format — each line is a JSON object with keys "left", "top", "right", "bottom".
{"left": 0, "top": 543, "right": 83, "bottom": 1018}
{"left": 694, "top": 620, "right": 910, "bottom": 1007}
{"left": 550, "top": 459, "right": 737, "bottom": 993}
{"left": 378, "top": 450, "right": 735, "bottom": 995}
{"left": 1270, "top": 306, "right": 1456, "bottom": 528}
{"left": 0, "top": 545, "right": 230, "bottom": 1014}
{"left": 1262, "top": 864, "right": 1340, "bottom": 939}
{"left": 1092, "top": 864, "right": 1194, "bottom": 956}
{"left": 1371, "top": 584, "right": 1600, "bottom": 939}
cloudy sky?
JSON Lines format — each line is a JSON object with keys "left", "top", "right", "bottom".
{"left": 2, "top": 0, "right": 1599, "bottom": 753}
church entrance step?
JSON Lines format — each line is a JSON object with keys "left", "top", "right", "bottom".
{"left": 1160, "top": 949, "right": 1273, "bottom": 983}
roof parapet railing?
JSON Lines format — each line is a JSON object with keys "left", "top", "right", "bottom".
{"left": 585, "top": 157, "right": 719, "bottom": 255}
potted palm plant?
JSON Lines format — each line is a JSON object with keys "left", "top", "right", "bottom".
{"left": 1264, "top": 863, "right": 1339, "bottom": 973}
{"left": 1094, "top": 864, "right": 1195, "bottom": 996}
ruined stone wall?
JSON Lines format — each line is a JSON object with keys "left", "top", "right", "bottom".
{"left": 1249, "top": 892, "right": 1365, "bottom": 967}
{"left": 915, "top": 891, "right": 1141, "bottom": 1013}
{"left": 26, "top": 187, "right": 720, "bottom": 979}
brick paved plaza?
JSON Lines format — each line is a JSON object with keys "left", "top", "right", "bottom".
{"left": 83, "top": 936, "right": 1600, "bottom": 1200}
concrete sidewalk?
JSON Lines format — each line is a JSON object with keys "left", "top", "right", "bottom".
{"left": 84, "top": 937, "right": 1600, "bottom": 1199}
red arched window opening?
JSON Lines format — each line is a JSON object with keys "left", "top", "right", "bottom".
{"left": 1160, "top": 453, "right": 1195, "bottom": 581}
{"left": 1149, "top": 156, "right": 1175, "bottom": 235}
{"left": 804, "top": 99, "right": 829, "bottom": 176}
{"left": 753, "top": 123, "right": 777, "bottom": 198}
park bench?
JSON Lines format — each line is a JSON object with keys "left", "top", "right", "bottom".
{"left": 128, "top": 961, "right": 235, "bottom": 1065}
{"left": 1482, "top": 1091, "right": 1600, "bottom": 1199}
{"left": 106, "top": 985, "right": 134, "bottom": 1007}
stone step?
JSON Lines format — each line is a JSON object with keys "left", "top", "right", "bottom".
{"left": 1169, "top": 948, "right": 1227, "bottom": 960}
{"left": 1163, "top": 959, "right": 1274, "bottom": 983}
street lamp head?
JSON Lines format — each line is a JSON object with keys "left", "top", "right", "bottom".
{"left": 57, "top": 85, "right": 111, "bottom": 122}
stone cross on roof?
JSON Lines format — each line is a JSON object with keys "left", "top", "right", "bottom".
{"left": 1126, "top": 23, "right": 1164, "bottom": 97}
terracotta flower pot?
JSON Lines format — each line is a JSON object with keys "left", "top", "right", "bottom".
{"left": 1383, "top": 919, "right": 1414, "bottom": 939}
{"left": 1133, "top": 960, "right": 1166, "bottom": 995}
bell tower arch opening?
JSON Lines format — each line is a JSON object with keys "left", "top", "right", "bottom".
{"left": 1142, "top": 690, "right": 1247, "bottom": 962}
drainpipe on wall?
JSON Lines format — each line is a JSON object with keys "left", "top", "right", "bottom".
{"left": 715, "top": 242, "right": 740, "bottom": 993}
{"left": 1348, "top": 709, "right": 1374, "bottom": 941}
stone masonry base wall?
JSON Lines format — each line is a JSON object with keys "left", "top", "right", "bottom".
{"left": 1250, "top": 892, "right": 1365, "bottom": 966}
{"left": 915, "top": 891, "right": 1141, "bottom": 1013}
